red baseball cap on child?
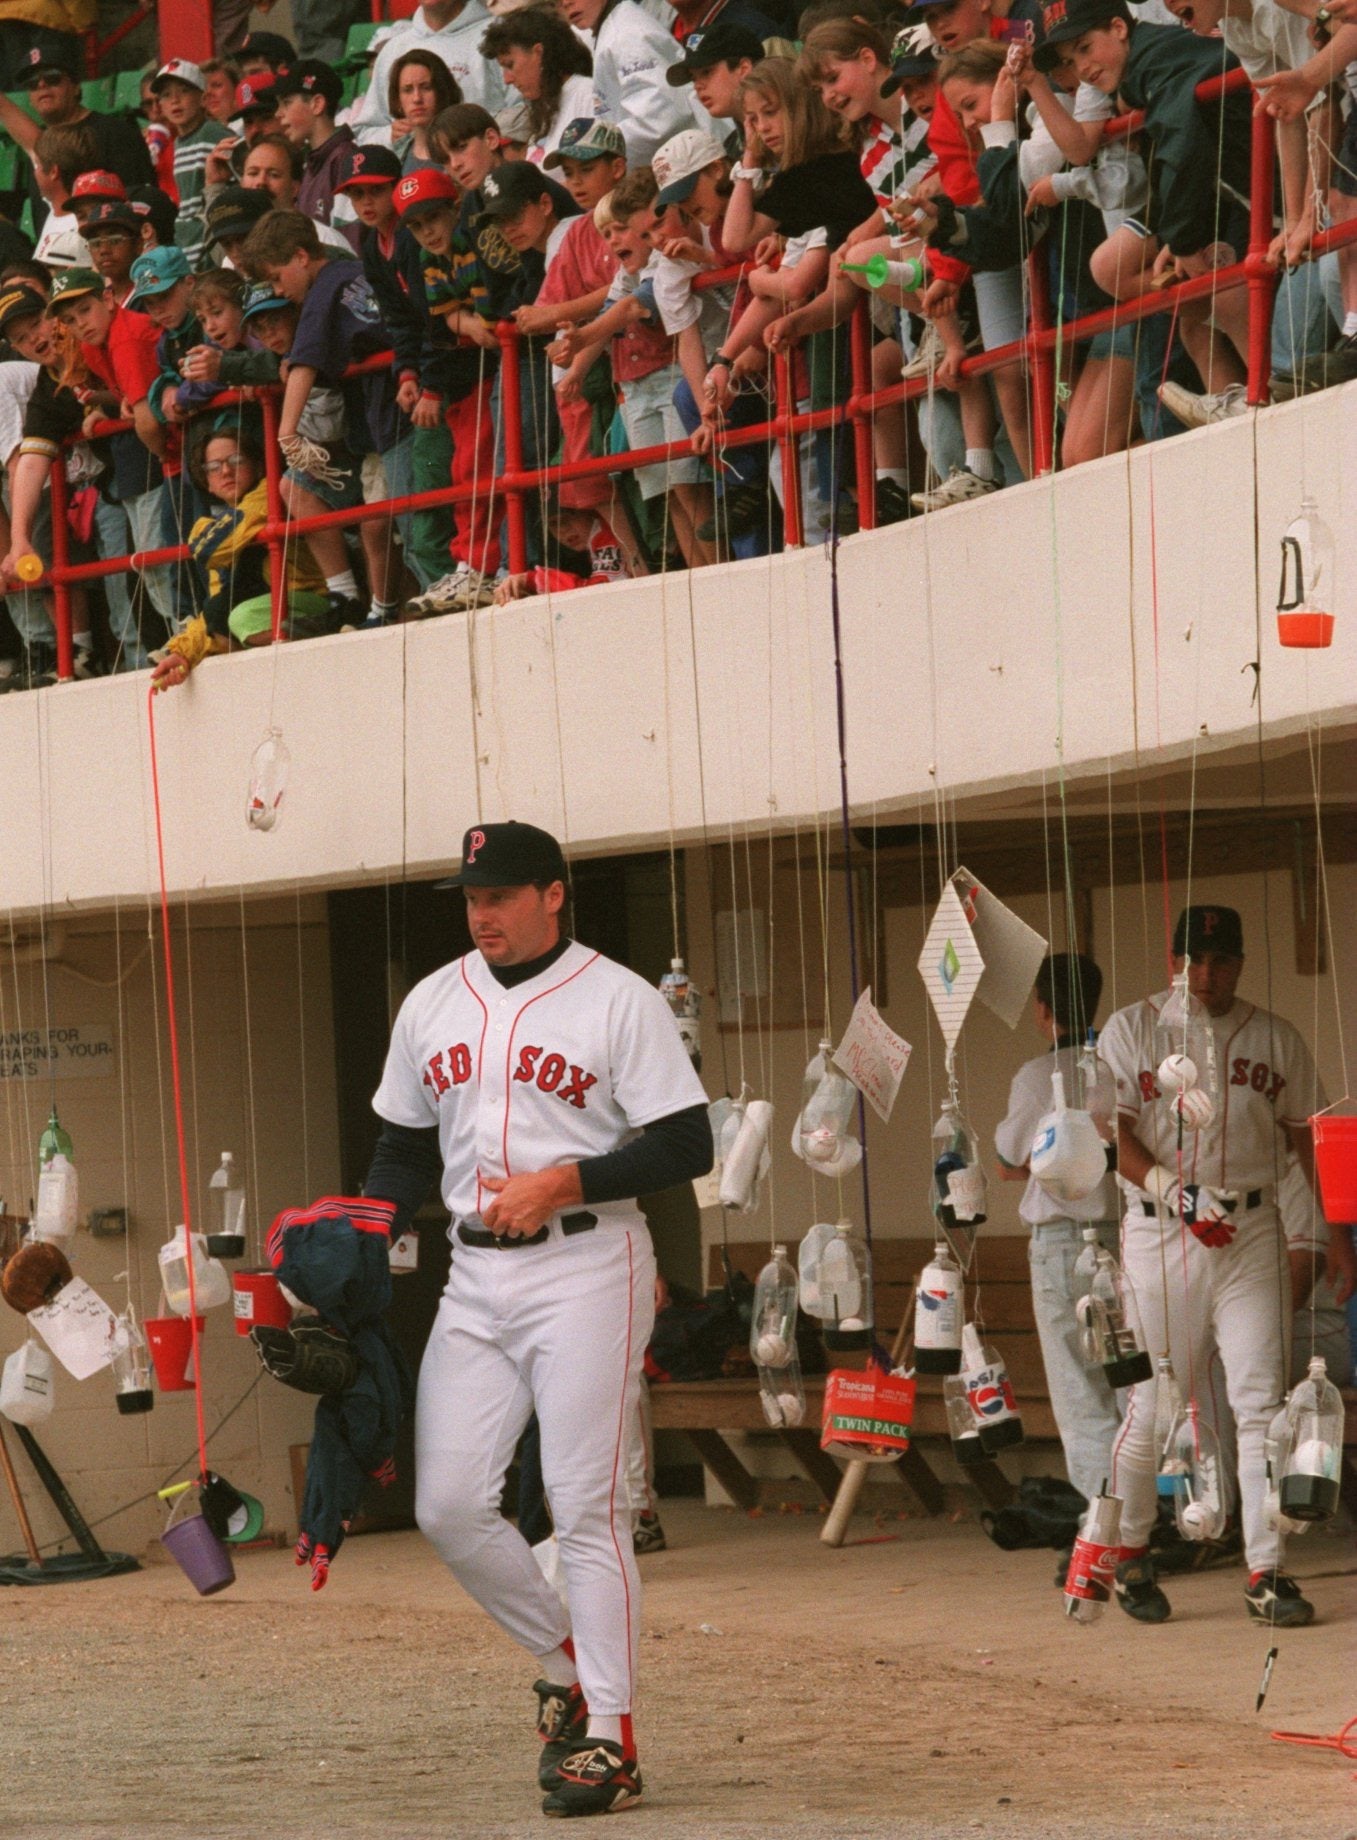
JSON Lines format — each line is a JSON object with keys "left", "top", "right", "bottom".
{"left": 71, "top": 170, "right": 127, "bottom": 203}
{"left": 393, "top": 169, "right": 460, "bottom": 219}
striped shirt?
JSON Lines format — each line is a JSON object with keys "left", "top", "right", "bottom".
{"left": 173, "top": 118, "right": 232, "bottom": 269}
{"left": 859, "top": 111, "right": 935, "bottom": 209}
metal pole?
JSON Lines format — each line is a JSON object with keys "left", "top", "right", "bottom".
{"left": 497, "top": 323, "right": 529, "bottom": 575}
{"left": 1245, "top": 103, "right": 1278, "bottom": 407}
{"left": 47, "top": 461, "right": 74, "bottom": 683}
{"left": 1026, "top": 247, "right": 1057, "bottom": 478}
{"left": 774, "top": 350, "right": 803, "bottom": 549}
{"left": 259, "top": 391, "right": 289, "bottom": 642}
{"left": 848, "top": 300, "right": 876, "bottom": 532}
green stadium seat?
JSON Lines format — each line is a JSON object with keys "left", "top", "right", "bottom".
{"left": 4, "top": 91, "right": 37, "bottom": 123}
{"left": 342, "top": 20, "right": 381, "bottom": 65}
{"left": 0, "top": 140, "right": 18, "bottom": 191}
{"left": 81, "top": 76, "right": 115, "bottom": 112}
{"left": 341, "top": 72, "right": 363, "bottom": 109}
{"left": 113, "top": 68, "right": 145, "bottom": 114}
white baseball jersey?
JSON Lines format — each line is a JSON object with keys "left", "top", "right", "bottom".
{"left": 994, "top": 1044, "right": 1119, "bottom": 1226}
{"left": 372, "top": 939, "right": 706, "bottom": 1220}
{"left": 1099, "top": 990, "right": 1326, "bottom": 1197}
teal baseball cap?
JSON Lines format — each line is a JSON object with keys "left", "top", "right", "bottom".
{"left": 128, "top": 245, "right": 192, "bottom": 301}
{"left": 241, "top": 282, "right": 292, "bottom": 321}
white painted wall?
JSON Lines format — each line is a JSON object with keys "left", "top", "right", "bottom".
{"left": 0, "top": 385, "right": 1353, "bottom": 920}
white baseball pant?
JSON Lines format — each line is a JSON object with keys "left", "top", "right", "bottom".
{"left": 1111, "top": 1199, "right": 1289, "bottom": 1573}
{"left": 415, "top": 1218, "right": 656, "bottom": 1716}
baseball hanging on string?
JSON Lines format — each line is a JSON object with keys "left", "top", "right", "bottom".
{"left": 1275, "top": 498, "right": 1335, "bottom": 648}
{"left": 1160, "top": 1400, "right": 1227, "bottom": 1541}
{"left": 1073, "top": 1228, "right": 1152, "bottom": 1387}
{"left": 750, "top": 1245, "right": 804, "bottom": 1428}
{"left": 246, "top": 726, "right": 290, "bottom": 832}
{"left": 791, "top": 1040, "right": 861, "bottom": 1178}
{"left": 1155, "top": 973, "right": 1218, "bottom": 1130}
{"left": 658, "top": 957, "right": 701, "bottom": 1067}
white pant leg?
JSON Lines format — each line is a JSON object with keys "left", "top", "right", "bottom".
{"left": 517, "top": 1226, "right": 656, "bottom": 1718}
{"left": 626, "top": 1376, "right": 654, "bottom": 1527}
{"left": 414, "top": 1268, "right": 573, "bottom": 1663}
{"left": 1111, "top": 1209, "right": 1217, "bottom": 1552}
{"left": 1211, "top": 1206, "right": 1288, "bottom": 1572}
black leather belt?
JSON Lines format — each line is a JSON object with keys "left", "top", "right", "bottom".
{"left": 457, "top": 1211, "right": 597, "bottom": 1249}
{"left": 1141, "top": 1188, "right": 1263, "bottom": 1216}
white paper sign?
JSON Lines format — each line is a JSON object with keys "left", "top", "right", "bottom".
{"left": 0, "top": 1023, "right": 116, "bottom": 1082}
{"left": 951, "top": 868, "right": 1048, "bottom": 1029}
{"left": 28, "top": 1278, "right": 128, "bottom": 1380}
{"left": 917, "top": 884, "right": 986, "bottom": 1052}
{"left": 832, "top": 988, "right": 912, "bottom": 1123}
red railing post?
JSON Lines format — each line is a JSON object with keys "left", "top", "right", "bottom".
{"left": 849, "top": 299, "right": 875, "bottom": 532}
{"left": 774, "top": 349, "right": 803, "bottom": 548}
{"left": 47, "top": 461, "right": 74, "bottom": 683}
{"left": 498, "top": 322, "right": 529, "bottom": 575}
{"left": 1245, "top": 104, "right": 1278, "bottom": 407}
{"left": 1026, "top": 247, "right": 1057, "bottom": 478}
{"left": 259, "top": 390, "right": 289, "bottom": 642}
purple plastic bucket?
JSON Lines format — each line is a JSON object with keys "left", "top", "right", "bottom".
{"left": 162, "top": 1508, "right": 236, "bottom": 1596}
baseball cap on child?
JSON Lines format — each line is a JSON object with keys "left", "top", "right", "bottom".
{"left": 665, "top": 20, "right": 765, "bottom": 83}
{"left": 49, "top": 268, "right": 104, "bottom": 309}
{"left": 880, "top": 23, "right": 939, "bottom": 95}
{"left": 71, "top": 171, "right": 127, "bottom": 205}
{"left": 437, "top": 823, "right": 569, "bottom": 889}
{"left": 543, "top": 119, "right": 626, "bottom": 169}
{"left": 652, "top": 128, "right": 728, "bottom": 209}
{"left": 1034, "top": 0, "right": 1132, "bottom": 67}
{"left": 393, "top": 169, "right": 461, "bottom": 220}
{"left": 274, "top": 59, "right": 344, "bottom": 113}
{"left": 235, "top": 75, "right": 280, "bottom": 115}
{"left": 128, "top": 245, "right": 192, "bottom": 301}
{"left": 1172, "top": 906, "right": 1244, "bottom": 960}
{"left": 475, "top": 161, "right": 554, "bottom": 224}
{"left": 206, "top": 185, "right": 272, "bottom": 243}
{"left": 239, "top": 30, "right": 296, "bottom": 68}
{"left": 337, "top": 145, "right": 404, "bottom": 189}
{"left": 494, "top": 97, "right": 534, "bottom": 146}
{"left": 82, "top": 202, "right": 141, "bottom": 238}
{"left": 152, "top": 59, "right": 207, "bottom": 94}
{"left": 241, "top": 282, "right": 293, "bottom": 323}
{"left": 0, "top": 286, "right": 45, "bottom": 334}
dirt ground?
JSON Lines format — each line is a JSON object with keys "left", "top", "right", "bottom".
{"left": 1, "top": 1499, "right": 1352, "bottom": 1840}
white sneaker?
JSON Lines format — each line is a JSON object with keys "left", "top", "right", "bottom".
{"left": 901, "top": 321, "right": 944, "bottom": 380}
{"left": 909, "top": 467, "right": 999, "bottom": 512}
{"left": 1157, "top": 380, "right": 1249, "bottom": 429}
{"left": 404, "top": 567, "right": 492, "bottom": 617}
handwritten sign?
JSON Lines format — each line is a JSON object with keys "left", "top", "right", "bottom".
{"left": 832, "top": 989, "right": 912, "bottom": 1123}
{"left": 0, "top": 1024, "right": 116, "bottom": 1082}
{"left": 28, "top": 1278, "right": 128, "bottom": 1380}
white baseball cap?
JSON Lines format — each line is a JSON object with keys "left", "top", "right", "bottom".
{"left": 652, "top": 128, "right": 728, "bottom": 209}
{"left": 151, "top": 58, "right": 206, "bottom": 94}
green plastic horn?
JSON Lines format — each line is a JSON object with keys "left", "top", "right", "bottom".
{"left": 840, "top": 252, "right": 926, "bottom": 291}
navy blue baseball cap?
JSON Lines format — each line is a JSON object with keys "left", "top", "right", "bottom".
{"left": 437, "top": 823, "right": 569, "bottom": 888}
{"left": 1173, "top": 906, "right": 1244, "bottom": 959}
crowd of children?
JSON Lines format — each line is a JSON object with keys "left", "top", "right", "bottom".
{"left": 0, "top": 0, "right": 1355, "bottom": 688}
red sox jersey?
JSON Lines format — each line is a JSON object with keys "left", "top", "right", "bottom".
{"left": 372, "top": 940, "right": 707, "bottom": 1221}
{"left": 1098, "top": 990, "right": 1326, "bottom": 1197}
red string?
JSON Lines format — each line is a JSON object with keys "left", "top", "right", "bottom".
{"left": 146, "top": 688, "right": 209, "bottom": 1484}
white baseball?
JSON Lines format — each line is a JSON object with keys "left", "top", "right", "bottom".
{"left": 1179, "top": 1501, "right": 1212, "bottom": 1538}
{"left": 1157, "top": 1054, "right": 1198, "bottom": 1092}
{"left": 803, "top": 1128, "right": 840, "bottom": 1163}
{"left": 755, "top": 1332, "right": 790, "bottom": 1367}
{"left": 777, "top": 1393, "right": 805, "bottom": 1426}
{"left": 1173, "top": 1088, "right": 1215, "bottom": 1130}
{"left": 838, "top": 1316, "right": 866, "bottom": 1332}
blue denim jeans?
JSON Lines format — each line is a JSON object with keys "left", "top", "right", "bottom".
{"left": 1028, "top": 1218, "right": 1124, "bottom": 1505}
{"left": 96, "top": 487, "right": 174, "bottom": 670}
{"left": 672, "top": 375, "right": 773, "bottom": 560}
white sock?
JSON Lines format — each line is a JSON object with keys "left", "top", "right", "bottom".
{"left": 370, "top": 597, "right": 397, "bottom": 619}
{"left": 74, "top": 632, "right": 93, "bottom": 650}
{"left": 539, "top": 1645, "right": 578, "bottom": 1687}
{"left": 876, "top": 467, "right": 908, "bottom": 487}
{"left": 325, "top": 570, "right": 360, "bottom": 600}
{"left": 1343, "top": 310, "right": 1357, "bottom": 338}
{"left": 966, "top": 448, "right": 997, "bottom": 482}
{"left": 587, "top": 1714, "right": 622, "bottom": 1744}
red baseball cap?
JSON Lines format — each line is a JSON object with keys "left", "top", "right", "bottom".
{"left": 235, "top": 74, "right": 279, "bottom": 114}
{"left": 393, "top": 169, "right": 460, "bottom": 219}
{"left": 71, "top": 170, "right": 127, "bottom": 203}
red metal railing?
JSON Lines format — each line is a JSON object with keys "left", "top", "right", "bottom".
{"left": 24, "top": 66, "right": 1357, "bottom": 681}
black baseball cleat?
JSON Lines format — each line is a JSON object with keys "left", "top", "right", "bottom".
{"left": 541, "top": 1739, "right": 642, "bottom": 1817}
{"left": 534, "top": 1678, "right": 589, "bottom": 1790}
{"left": 632, "top": 1512, "right": 666, "bottom": 1555}
{"left": 1114, "top": 1553, "right": 1172, "bottom": 1624}
{"left": 1244, "top": 1569, "right": 1315, "bottom": 1627}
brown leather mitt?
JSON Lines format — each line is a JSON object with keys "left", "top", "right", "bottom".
{"left": 2, "top": 1240, "right": 73, "bottom": 1314}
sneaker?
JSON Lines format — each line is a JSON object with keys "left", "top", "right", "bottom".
{"left": 325, "top": 592, "right": 365, "bottom": 632}
{"left": 534, "top": 1677, "right": 589, "bottom": 1791}
{"left": 633, "top": 1512, "right": 666, "bottom": 1555}
{"left": 1114, "top": 1552, "right": 1171, "bottom": 1624}
{"left": 1157, "top": 379, "right": 1249, "bottom": 429}
{"left": 339, "top": 610, "right": 396, "bottom": 634}
{"left": 874, "top": 477, "right": 914, "bottom": 526}
{"left": 696, "top": 481, "right": 768, "bottom": 544}
{"left": 405, "top": 566, "right": 493, "bottom": 616}
{"left": 901, "top": 320, "right": 944, "bottom": 380}
{"left": 1244, "top": 1568, "right": 1314, "bottom": 1627}
{"left": 910, "top": 467, "right": 999, "bottom": 512}
{"left": 542, "top": 1738, "right": 642, "bottom": 1818}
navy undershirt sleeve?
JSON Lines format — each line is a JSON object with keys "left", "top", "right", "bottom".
{"left": 363, "top": 1120, "right": 444, "bottom": 1237}
{"left": 578, "top": 1103, "right": 713, "bottom": 1207}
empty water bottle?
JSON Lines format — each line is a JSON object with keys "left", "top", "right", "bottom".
{"left": 658, "top": 957, "right": 701, "bottom": 1064}
{"left": 207, "top": 1151, "right": 247, "bottom": 1258}
{"left": 1073, "top": 1229, "right": 1153, "bottom": 1387}
{"left": 1278, "top": 1355, "right": 1343, "bottom": 1523}
{"left": 931, "top": 1100, "right": 986, "bottom": 1229}
{"left": 1162, "top": 1400, "right": 1227, "bottom": 1540}
{"left": 793, "top": 1041, "right": 861, "bottom": 1177}
{"left": 247, "top": 727, "right": 290, "bottom": 832}
{"left": 914, "top": 1241, "right": 963, "bottom": 1374}
{"left": 818, "top": 1221, "right": 872, "bottom": 1350}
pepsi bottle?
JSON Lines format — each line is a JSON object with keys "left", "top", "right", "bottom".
{"left": 913, "top": 1242, "right": 963, "bottom": 1374}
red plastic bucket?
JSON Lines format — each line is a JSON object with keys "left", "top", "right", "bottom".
{"left": 162, "top": 1503, "right": 235, "bottom": 1596}
{"left": 145, "top": 1315, "right": 205, "bottom": 1391}
{"left": 1276, "top": 611, "right": 1334, "bottom": 649}
{"left": 821, "top": 1366, "right": 916, "bottom": 1463}
{"left": 1311, "top": 1113, "right": 1357, "bottom": 1223}
{"left": 232, "top": 1269, "right": 291, "bottom": 1337}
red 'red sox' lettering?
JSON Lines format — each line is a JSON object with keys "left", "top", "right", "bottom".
{"left": 422, "top": 1043, "right": 472, "bottom": 1097}
{"left": 513, "top": 1045, "right": 599, "bottom": 1109}
{"left": 1229, "top": 1058, "right": 1285, "bottom": 1102}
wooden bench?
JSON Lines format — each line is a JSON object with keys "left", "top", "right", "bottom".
{"left": 649, "top": 1236, "right": 1060, "bottom": 1516}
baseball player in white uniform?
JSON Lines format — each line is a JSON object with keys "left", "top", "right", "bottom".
{"left": 1098, "top": 904, "right": 1354, "bottom": 1628}
{"left": 365, "top": 821, "right": 711, "bottom": 1816}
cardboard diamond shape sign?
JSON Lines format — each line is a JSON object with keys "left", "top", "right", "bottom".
{"left": 917, "top": 882, "right": 985, "bottom": 1053}
{"left": 951, "top": 867, "right": 1048, "bottom": 1029}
